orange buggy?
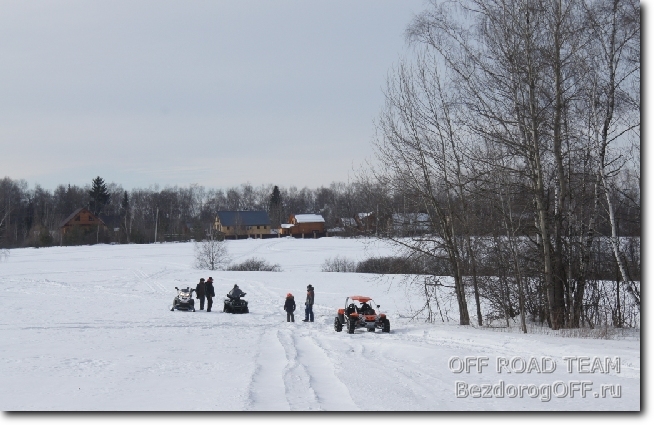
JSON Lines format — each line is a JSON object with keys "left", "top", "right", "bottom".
{"left": 334, "top": 295, "right": 391, "bottom": 334}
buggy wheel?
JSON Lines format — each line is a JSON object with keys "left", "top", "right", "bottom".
{"left": 244, "top": 307, "right": 249, "bottom": 313}
{"left": 334, "top": 317, "right": 343, "bottom": 332}
{"left": 382, "top": 318, "right": 390, "bottom": 333}
{"left": 347, "top": 319, "right": 356, "bottom": 334}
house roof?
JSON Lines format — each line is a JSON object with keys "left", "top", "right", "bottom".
{"left": 340, "top": 217, "right": 357, "bottom": 226}
{"left": 59, "top": 207, "right": 105, "bottom": 228}
{"left": 391, "top": 213, "right": 430, "bottom": 223}
{"left": 293, "top": 214, "right": 325, "bottom": 223}
{"left": 215, "top": 211, "right": 270, "bottom": 226}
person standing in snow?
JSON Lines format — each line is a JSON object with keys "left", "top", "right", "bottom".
{"left": 303, "top": 284, "right": 314, "bottom": 322}
{"left": 205, "top": 276, "right": 215, "bottom": 312}
{"left": 283, "top": 293, "right": 296, "bottom": 322}
{"left": 195, "top": 278, "right": 206, "bottom": 310}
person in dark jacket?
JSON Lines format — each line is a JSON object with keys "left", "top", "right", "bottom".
{"left": 283, "top": 293, "right": 296, "bottom": 322}
{"left": 205, "top": 277, "right": 215, "bottom": 312}
{"left": 303, "top": 284, "right": 314, "bottom": 322}
{"left": 195, "top": 278, "right": 206, "bottom": 310}
{"left": 228, "top": 284, "right": 245, "bottom": 299}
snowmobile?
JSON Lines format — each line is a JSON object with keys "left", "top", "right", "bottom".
{"left": 223, "top": 292, "right": 249, "bottom": 314}
{"left": 170, "top": 286, "right": 196, "bottom": 312}
{"left": 334, "top": 295, "right": 390, "bottom": 334}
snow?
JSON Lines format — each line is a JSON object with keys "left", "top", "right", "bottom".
{"left": 0, "top": 238, "right": 640, "bottom": 411}
{"left": 293, "top": 214, "right": 325, "bottom": 223}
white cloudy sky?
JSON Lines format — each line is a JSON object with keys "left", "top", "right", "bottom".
{"left": 0, "top": 0, "right": 428, "bottom": 190}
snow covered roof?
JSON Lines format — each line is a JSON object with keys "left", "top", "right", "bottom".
{"left": 281, "top": 224, "right": 294, "bottom": 229}
{"left": 391, "top": 213, "right": 430, "bottom": 224}
{"left": 340, "top": 217, "right": 357, "bottom": 227}
{"left": 293, "top": 214, "right": 325, "bottom": 223}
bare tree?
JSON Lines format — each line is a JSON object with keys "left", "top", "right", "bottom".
{"left": 584, "top": 0, "right": 640, "bottom": 309}
{"left": 194, "top": 229, "right": 230, "bottom": 271}
{"left": 373, "top": 54, "right": 473, "bottom": 326}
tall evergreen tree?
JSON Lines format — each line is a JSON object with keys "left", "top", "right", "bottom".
{"left": 89, "top": 176, "right": 110, "bottom": 215}
{"left": 121, "top": 191, "right": 129, "bottom": 216}
{"left": 121, "top": 190, "right": 130, "bottom": 243}
{"left": 269, "top": 185, "right": 283, "bottom": 228}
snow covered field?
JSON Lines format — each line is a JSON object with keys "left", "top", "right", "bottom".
{"left": 0, "top": 238, "right": 640, "bottom": 411}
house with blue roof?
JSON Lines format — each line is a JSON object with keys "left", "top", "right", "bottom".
{"left": 213, "top": 211, "right": 271, "bottom": 239}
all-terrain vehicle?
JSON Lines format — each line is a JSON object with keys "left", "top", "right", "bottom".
{"left": 334, "top": 295, "right": 390, "bottom": 334}
{"left": 171, "top": 287, "right": 196, "bottom": 312}
{"left": 223, "top": 292, "right": 249, "bottom": 314}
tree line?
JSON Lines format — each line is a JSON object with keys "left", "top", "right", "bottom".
{"left": 0, "top": 176, "right": 386, "bottom": 247}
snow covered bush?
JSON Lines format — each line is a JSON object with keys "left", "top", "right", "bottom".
{"left": 321, "top": 255, "right": 357, "bottom": 272}
{"left": 227, "top": 257, "right": 281, "bottom": 271}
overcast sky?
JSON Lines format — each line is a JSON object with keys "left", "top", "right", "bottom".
{"left": 0, "top": 0, "right": 428, "bottom": 191}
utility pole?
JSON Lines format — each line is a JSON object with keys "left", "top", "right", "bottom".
{"left": 376, "top": 204, "right": 379, "bottom": 237}
{"left": 154, "top": 208, "right": 159, "bottom": 243}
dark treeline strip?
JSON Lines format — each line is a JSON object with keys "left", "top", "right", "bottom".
{"left": 0, "top": 178, "right": 385, "bottom": 248}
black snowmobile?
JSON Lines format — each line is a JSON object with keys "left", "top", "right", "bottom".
{"left": 223, "top": 291, "right": 249, "bottom": 314}
{"left": 171, "top": 286, "right": 196, "bottom": 312}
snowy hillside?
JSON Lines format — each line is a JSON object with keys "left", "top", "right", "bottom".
{"left": 0, "top": 238, "right": 640, "bottom": 410}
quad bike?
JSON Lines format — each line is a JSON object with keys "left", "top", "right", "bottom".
{"left": 171, "top": 287, "right": 196, "bottom": 312}
{"left": 334, "top": 295, "right": 390, "bottom": 334}
{"left": 223, "top": 292, "right": 249, "bottom": 314}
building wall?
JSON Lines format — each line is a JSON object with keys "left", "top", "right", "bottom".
{"left": 289, "top": 222, "right": 325, "bottom": 235}
{"left": 215, "top": 221, "right": 270, "bottom": 237}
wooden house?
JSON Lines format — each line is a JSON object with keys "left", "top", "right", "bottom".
{"left": 213, "top": 211, "right": 271, "bottom": 238}
{"left": 286, "top": 214, "right": 325, "bottom": 237}
{"left": 354, "top": 212, "right": 377, "bottom": 233}
{"left": 59, "top": 207, "right": 106, "bottom": 235}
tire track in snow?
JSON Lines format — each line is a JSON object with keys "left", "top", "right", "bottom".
{"left": 132, "top": 269, "right": 156, "bottom": 293}
{"left": 277, "top": 328, "right": 320, "bottom": 410}
{"left": 303, "top": 333, "right": 359, "bottom": 410}
{"left": 131, "top": 268, "right": 171, "bottom": 295}
{"left": 289, "top": 330, "right": 359, "bottom": 411}
{"left": 244, "top": 329, "right": 291, "bottom": 411}
{"left": 317, "top": 333, "right": 449, "bottom": 410}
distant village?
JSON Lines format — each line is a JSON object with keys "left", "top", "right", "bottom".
{"left": 59, "top": 207, "right": 432, "bottom": 243}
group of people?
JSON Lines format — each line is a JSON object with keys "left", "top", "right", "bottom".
{"left": 192, "top": 277, "right": 315, "bottom": 322}
{"left": 283, "top": 284, "right": 314, "bottom": 323}
{"left": 194, "top": 277, "right": 216, "bottom": 311}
